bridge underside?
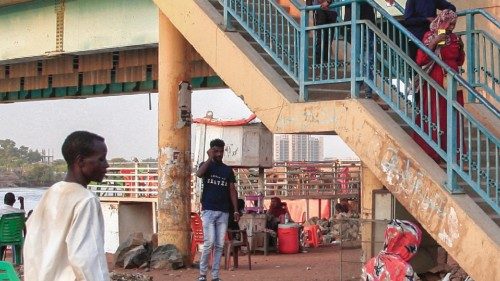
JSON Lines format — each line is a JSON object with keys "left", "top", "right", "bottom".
{"left": 0, "top": 46, "right": 225, "bottom": 103}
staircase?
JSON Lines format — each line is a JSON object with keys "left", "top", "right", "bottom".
{"left": 153, "top": 0, "right": 500, "bottom": 279}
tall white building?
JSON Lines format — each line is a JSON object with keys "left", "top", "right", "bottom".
{"left": 274, "top": 134, "right": 324, "bottom": 161}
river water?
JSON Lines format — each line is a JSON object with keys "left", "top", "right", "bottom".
{"left": 0, "top": 187, "right": 47, "bottom": 212}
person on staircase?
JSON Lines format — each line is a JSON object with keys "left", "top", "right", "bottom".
{"left": 403, "top": 0, "right": 456, "bottom": 60}
{"left": 312, "top": 0, "right": 338, "bottom": 64}
{"left": 196, "top": 138, "right": 240, "bottom": 281}
{"left": 412, "top": 9, "right": 465, "bottom": 163}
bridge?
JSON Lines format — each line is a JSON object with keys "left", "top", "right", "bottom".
{"left": 1, "top": 0, "right": 499, "bottom": 279}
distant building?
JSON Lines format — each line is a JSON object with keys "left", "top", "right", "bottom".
{"left": 274, "top": 134, "right": 324, "bottom": 161}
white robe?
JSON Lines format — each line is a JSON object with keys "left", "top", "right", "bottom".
{"left": 24, "top": 181, "right": 109, "bottom": 281}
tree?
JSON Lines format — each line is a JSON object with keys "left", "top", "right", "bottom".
{"left": 0, "top": 139, "right": 42, "bottom": 169}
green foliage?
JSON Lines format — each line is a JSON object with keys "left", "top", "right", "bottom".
{"left": 23, "top": 163, "right": 58, "bottom": 185}
{"left": 0, "top": 139, "right": 42, "bottom": 169}
{"left": 0, "top": 139, "right": 62, "bottom": 186}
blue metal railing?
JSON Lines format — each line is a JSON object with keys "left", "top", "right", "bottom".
{"left": 224, "top": 0, "right": 301, "bottom": 83}
{"left": 456, "top": 9, "right": 500, "bottom": 103}
{"left": 385, "top": 3, "right": 499, "bottom": 104}
{"left": 221, "top": 0, "right": 499, "bottom": 214}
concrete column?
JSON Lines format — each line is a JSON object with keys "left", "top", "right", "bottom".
{"left": 360, "top": 162, "right": 384, "bottom": 261}
{"left": 158, "top": 11, "right": 192, "bottom": 264}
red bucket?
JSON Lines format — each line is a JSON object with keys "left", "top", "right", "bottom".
{"left": 277, "top": 223, "right": 299, "bottom": 254}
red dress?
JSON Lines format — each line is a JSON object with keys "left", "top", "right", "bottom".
{"left": 412, "top": 32, "right": 465, "bottom": 161}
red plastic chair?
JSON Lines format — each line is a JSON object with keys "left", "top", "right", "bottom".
{"left": 190, "top": 212, "right": 205, "bottom": 263}
{"left": 303, "top": 225, "right": 321, "bottom": 248}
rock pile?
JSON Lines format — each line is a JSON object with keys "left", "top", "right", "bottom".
{"left": 114, "top": 233, "right": 184, "bottom": 270}
{"left": 302, "top": 212, "right": 360, "bottom": 245}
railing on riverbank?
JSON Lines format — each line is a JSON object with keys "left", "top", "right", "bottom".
{"left": 88, "top": 160, "right": 361, "bottom": 201}
{"left": 88, "top": 162, "right": 158, "bottom": 201}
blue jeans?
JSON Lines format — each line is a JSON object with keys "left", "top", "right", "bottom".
{"left": 199, "top": 210, "right": 229, "bottom": 279}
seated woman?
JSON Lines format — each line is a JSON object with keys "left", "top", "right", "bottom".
{"left": 266, "top": 197, "right": 291, "bottom": 232}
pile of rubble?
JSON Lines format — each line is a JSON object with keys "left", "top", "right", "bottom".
{"left": 302, "top": 212, "right": 360, "bottom": 245}
{"left": 114, "top": 232, "right": 184, "bottom": 270}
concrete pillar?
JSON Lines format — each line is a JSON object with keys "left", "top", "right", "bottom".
{"left": 360, "top": 162, "right": 384, "bottom": 261}
{"left": 158, "top": 11, "right": 192, "bottom": 264}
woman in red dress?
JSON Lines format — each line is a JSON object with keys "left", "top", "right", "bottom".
{"left": 413, "top": 9, "right": 465, "bottom": 162}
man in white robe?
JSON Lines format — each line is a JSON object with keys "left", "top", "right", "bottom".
{"left": 24, "top": 131, "right": 110, "bottom": 281}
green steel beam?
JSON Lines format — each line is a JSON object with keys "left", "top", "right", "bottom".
{"left": 0, "top": 76, "right": 225, "bottom": 103}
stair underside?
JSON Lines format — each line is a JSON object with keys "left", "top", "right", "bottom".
{"left": 154, "top": 0, "right": 500, "bottom": 280}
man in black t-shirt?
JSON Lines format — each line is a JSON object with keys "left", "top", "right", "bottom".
{"left": 196, "top": 139, "right": 239, "bottom": 281}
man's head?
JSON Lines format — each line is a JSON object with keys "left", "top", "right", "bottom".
{"left": 4, "top": 193, "right": 15, "bottom": 206}
{"left": 62, "top": 131, "right": 109, "bottom": 184}
{"left": 209, "top": 138, "right": 225, "bottom": 163}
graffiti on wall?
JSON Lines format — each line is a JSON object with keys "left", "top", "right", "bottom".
{"left": 380, "top": 146, "right": 460, "bottom": 248}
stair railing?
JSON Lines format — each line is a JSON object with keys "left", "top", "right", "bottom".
{"left": 223, "top": 0, "right": 301, "bottom": 83}
{"left": 456, "top": 9, "right": 500, "bottom": 104}
{"left": 378, "top": 2, "right": 499, "bottom": 104}
{"left": 361, "top": 20, "right": 499, "bottom": 214}
{"left": 222, "top": 0, "right": 499, "bottom": 213}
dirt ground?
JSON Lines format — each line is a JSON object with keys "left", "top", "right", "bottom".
{"left": 110, "top": 246, "right": 363, "bottom": 281}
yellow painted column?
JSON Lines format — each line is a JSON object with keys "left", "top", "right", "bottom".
{"left": 158, "top": 10, "right": 192, "bottom": 264}
{"left": 360, "top": 162, "right": 384, "bottom": 261}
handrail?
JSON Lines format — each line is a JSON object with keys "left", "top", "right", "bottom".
{"left": 364, "top": 0, "right": 499, "bottom": 116}
{"left": 457, "top": 9, "right": 500, "bottom": 29}
{"left": 221, "top": 0, "right": 499, "bottom": 213}
{"left": 290, "top": 0, "right": 499, "bottom": 116}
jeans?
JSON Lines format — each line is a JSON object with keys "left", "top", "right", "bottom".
{"left": 199, "top": 210, "right": 229, "bottom": 279}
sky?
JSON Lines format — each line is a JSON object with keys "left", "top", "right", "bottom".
{"left": 0, "top": 89, "right": 357, "bottom": 161}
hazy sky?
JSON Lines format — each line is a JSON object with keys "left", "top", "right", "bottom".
{"left": 0, "top": 89, "right": 357, "bottom": 160}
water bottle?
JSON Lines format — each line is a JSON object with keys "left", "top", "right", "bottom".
{"left": 285, "top": 213, "right": 290, "bottom": 224}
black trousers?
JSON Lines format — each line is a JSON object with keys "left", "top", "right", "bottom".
{"left": 314, "top": 9, "right": 338, "bottom": 61}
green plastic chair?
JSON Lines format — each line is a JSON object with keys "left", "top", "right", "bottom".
{"left": 0, "top": 261, "right": 20, "bottom": 281}
{"left": 0, "top": 213, "right": 25, "bottom": 265}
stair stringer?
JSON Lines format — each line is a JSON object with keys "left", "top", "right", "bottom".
{"left": 277, "top": 100, "right": 500, "bottom": 281}
{"left": 154, "top": 1, "right": 500, "bottom": 279}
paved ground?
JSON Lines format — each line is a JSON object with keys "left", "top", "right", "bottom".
{"left": 110, "top": 246, "right": 364, "bottom": 281}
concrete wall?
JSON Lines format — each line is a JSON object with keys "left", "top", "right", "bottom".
{"left": 118, "top": 202, "right": 155, "bottom": 245}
